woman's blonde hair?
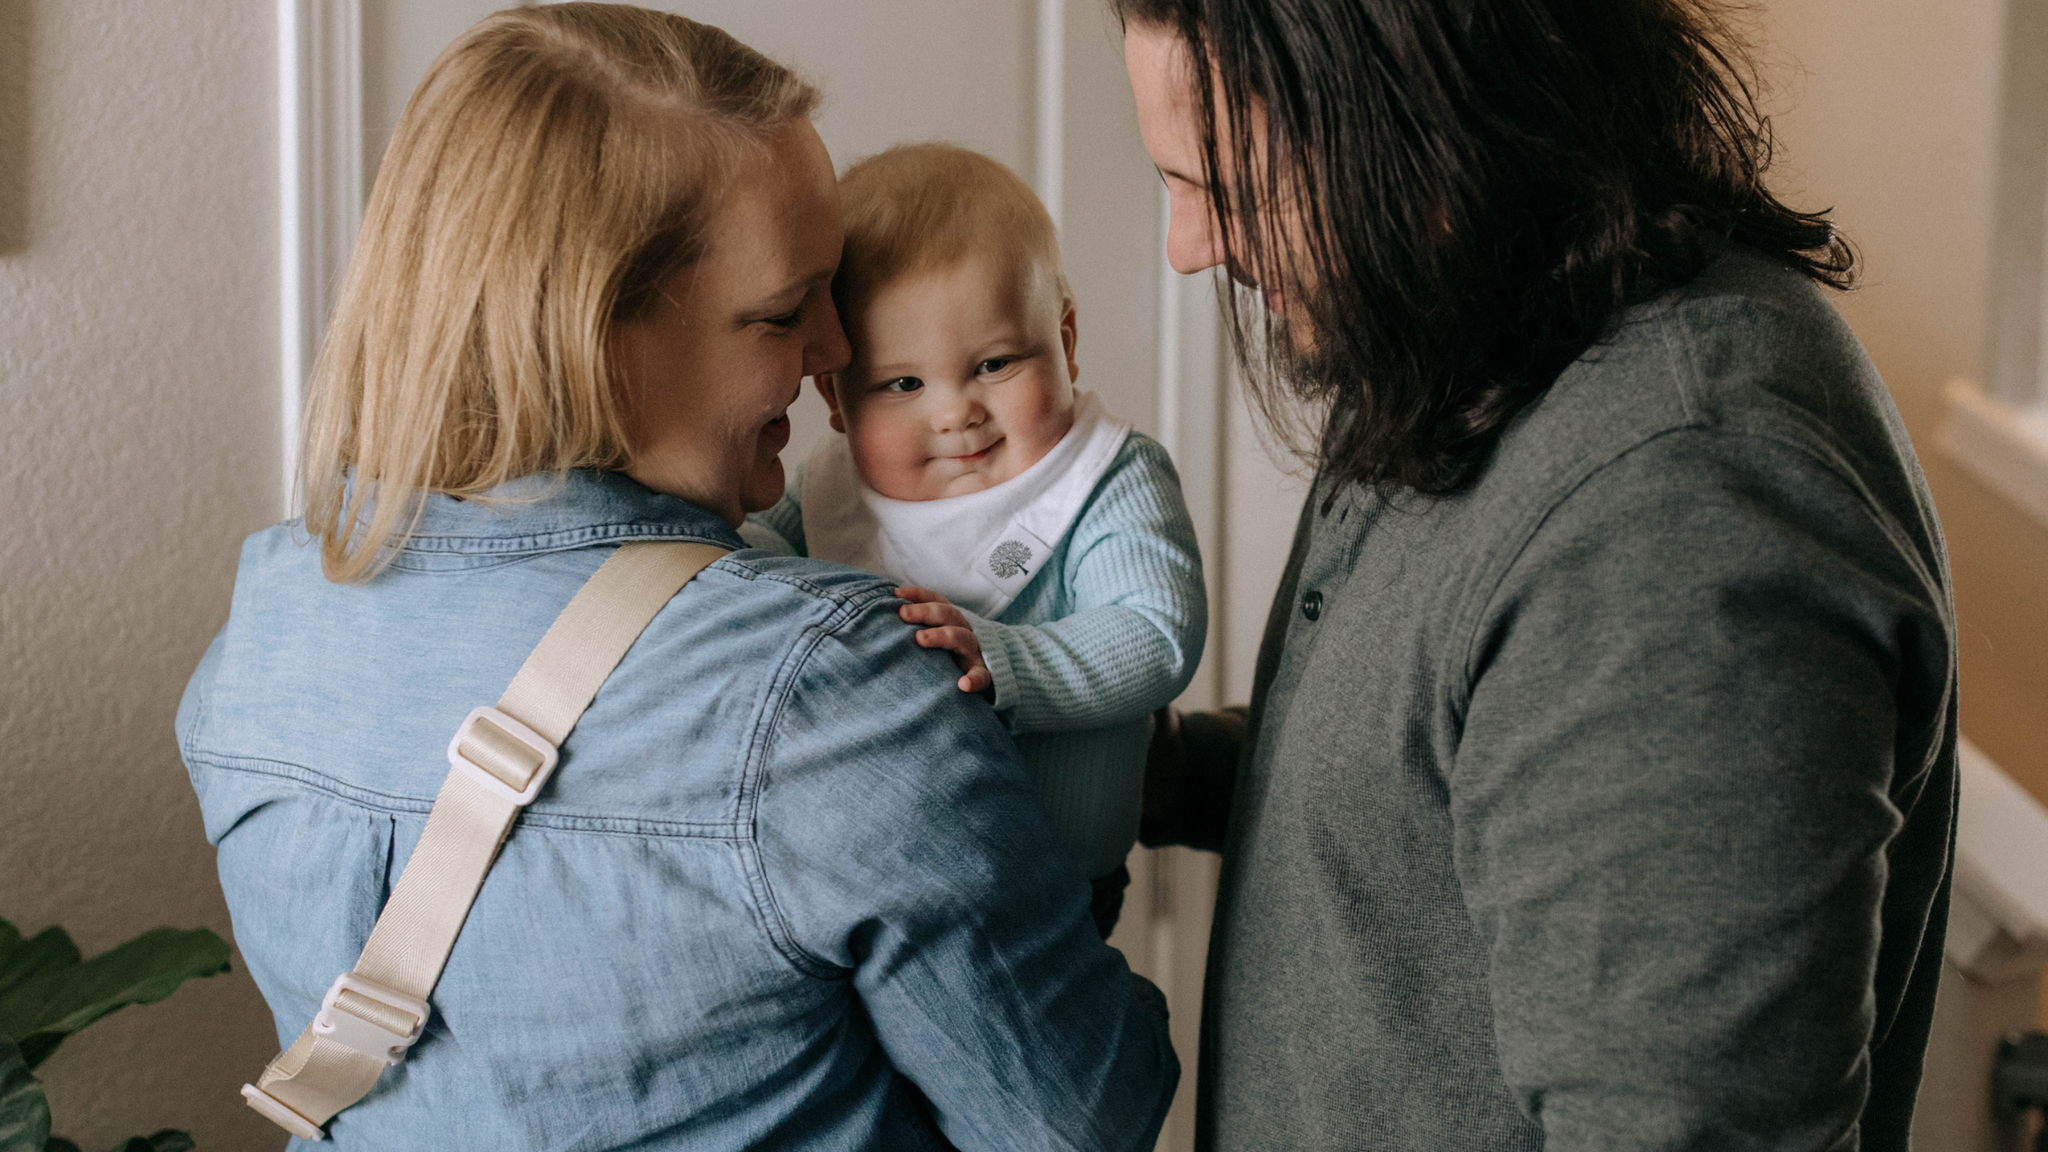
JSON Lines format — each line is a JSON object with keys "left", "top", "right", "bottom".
{"left": 301, "top": 3, "right": 819, "bottom": 581}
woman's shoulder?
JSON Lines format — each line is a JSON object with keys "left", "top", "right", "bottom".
{"left": 183, "top": 529, "right": 923, "bottom": 812}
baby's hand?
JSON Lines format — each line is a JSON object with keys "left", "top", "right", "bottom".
{"left": 896, "top": 587, "right": 993, "bottom": 695}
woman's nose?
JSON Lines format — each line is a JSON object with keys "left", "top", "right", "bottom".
{"left": 803, "top": 291, "right": 852, "bottom": 379}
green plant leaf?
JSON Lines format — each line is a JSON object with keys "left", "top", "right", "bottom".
{"left": 98, "top": 1135, "right": 192, "bottom": 1152}
{"left": 0, "top": 1036, "right": 50, "bottom": 1152}
{"left": 0, "top": 928, "right": 229, "bottom": 1070}
{"left": 0, "top": 926, "right": 82, "bottom": 1007}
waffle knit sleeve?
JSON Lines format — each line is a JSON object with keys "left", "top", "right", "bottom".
{"left": 967, "top": 436, "right": 1207, "bottom": 735}
{"left": 741, "top": 466, "right": 808, "bottom": 556}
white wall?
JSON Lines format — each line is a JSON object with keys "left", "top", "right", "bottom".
{"left": 0, "top": 2, "right": 288, "bottom": 1150}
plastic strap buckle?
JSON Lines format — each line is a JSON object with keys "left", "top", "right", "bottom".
{"left": 446, "top": 705, "right": 559, "bottom": 807}
{"left": 312, "top": 973, "right": 429, "bottom": 1066}
{"left": 241, "top": 1082, "right": 326, "bottom": 1140}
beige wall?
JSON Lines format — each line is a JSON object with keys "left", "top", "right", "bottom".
{"left": 0, "top": 2, "right": 283, "bottom": 1148}
{"left": 1763, "top": 0, "right": 2048, "bottom": 799}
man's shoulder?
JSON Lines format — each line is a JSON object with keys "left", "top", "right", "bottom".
{"left": 1489, "top": 246, "right": 1910, "bottom": 518}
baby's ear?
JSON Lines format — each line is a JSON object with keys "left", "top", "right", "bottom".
{"left": 814, "top": 373, "right": 847, "bottom": 434}
{"left": 1059, "top": 299, "right": 1079, "bottom": 385}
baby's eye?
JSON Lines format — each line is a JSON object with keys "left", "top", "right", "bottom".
{"left": 975, "top": 357, "right": 1014, "bottom": 376}
{"left": 879, "top": 377, "right": 923, "bottom": 394}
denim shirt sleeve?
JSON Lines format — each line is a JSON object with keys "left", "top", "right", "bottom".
{"left": 968, "top": 437, "right": 1207, "bottom": 732}
{"left": 753, "top": 596, "right": 1178, "bottom": 1152}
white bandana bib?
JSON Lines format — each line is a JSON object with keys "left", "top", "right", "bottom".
{"left": 801, "top": 392, "right": 1131, "bottom": 618}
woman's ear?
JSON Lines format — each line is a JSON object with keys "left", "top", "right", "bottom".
{"left": 1060, "top": 300, "right": 1079, "bottom": 385}
{"left": 815, "top": 373, "right": 847, "bottom": 434}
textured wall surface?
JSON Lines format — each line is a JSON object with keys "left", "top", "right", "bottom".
{"left": 0, "top": 2, "right": 285, "bottom": 1149}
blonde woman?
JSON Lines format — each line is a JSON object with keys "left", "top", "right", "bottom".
{"left": 176, "top": 6, "right": 1176, "bottom": 1149}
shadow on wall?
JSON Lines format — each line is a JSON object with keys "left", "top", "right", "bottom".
{"left": 0, "top": 0, "right": 28, "bottom": 255}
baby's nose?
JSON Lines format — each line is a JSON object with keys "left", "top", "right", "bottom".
{"left": 932, "top": 391, "right": 985, "bottom": 432}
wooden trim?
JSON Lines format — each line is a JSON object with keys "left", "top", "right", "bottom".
{"left": 1941, "top": 378, "right": 2048, "bottom": 532}
{"left": 278, "top": 0, "right": 362, "bottom": 515}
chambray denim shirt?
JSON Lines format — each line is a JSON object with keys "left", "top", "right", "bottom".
{"left": 178, "top": 470, "right": 1178, "bottom": 1151}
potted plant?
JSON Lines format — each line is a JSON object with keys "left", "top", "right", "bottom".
{"left": 0, "top": 918, "right": 230, "bottom": 1152}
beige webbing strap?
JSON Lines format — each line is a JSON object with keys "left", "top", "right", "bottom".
{"left": 241, "top": 541, "right": 728, "bottom": 1140}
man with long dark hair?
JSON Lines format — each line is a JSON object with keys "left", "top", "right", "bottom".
{"left": 1122, "top": 1, "right": 1956, "bottom": 1148}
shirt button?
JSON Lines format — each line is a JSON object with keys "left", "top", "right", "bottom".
{"left": 1301, "top": 590, "right": 1323, "bottom": 621}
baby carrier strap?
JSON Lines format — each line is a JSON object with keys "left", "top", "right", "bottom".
{"left": 241, "top": 540, "right": 730, "bottom": 1140}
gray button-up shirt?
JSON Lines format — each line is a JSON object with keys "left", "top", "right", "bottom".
{"left": 1156, "top": 246, "right": 1956, "bottom": 1151}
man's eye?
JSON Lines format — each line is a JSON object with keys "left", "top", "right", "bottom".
{"left": 975, "top": 358, "right": 1013, "bottom": 376}
{"left": 880, "top": 377, "right": 923, "bottom": 394}
{"left": 764, "top": 307, "right": 804, "bottom": 329}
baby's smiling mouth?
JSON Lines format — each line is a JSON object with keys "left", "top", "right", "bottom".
{"left": 945, "top": 437, "right": 1003, "bottom": 464}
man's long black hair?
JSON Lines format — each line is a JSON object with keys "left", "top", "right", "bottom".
{"left": 1115, "top": 0, "right": 1854, "bottom": 497}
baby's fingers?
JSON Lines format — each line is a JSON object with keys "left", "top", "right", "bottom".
{"left": 899, "top": 600, "right": 967, "bottom": 628}
{"left": 913, "top": 624, "right": 979, "bottom": 657}
{"left": 894, "top": 585, "right": 951, "bottom": 605}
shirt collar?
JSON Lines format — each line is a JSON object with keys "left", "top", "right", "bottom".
{"left": 398, "top": 469, "right": 747, "bottom": 558}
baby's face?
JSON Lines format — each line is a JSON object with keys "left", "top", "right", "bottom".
{"left": 821, "top": 252, "right": 1078, "bottom": 501}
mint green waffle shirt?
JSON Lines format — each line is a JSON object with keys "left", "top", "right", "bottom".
{"left": 746, "top": 433, "right": 1207, "bottom": 879}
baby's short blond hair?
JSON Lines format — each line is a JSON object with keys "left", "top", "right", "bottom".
{"left": 834, "top": 143, "right": 1071, "bottom": 318}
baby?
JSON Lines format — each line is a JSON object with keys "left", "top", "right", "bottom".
{"left": 745, "top": 144, "right": 1206, "bottom": 937}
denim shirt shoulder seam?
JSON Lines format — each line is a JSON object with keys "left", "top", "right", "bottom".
{"left": 183, "top": 750, "right": 749, "bottom": 838}
{"left": 736, "top": 593, "right": 874, "bottom": 981}
{"left": 387, "top": 524, "right": 743, "bottom": 570}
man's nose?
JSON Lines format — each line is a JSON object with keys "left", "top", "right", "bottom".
{"left": 1165, "top": 193, "right": 1227, "bottom": 276}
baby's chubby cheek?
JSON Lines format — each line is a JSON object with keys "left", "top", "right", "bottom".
{"left": 844, "top": 412, "right": 930, "bottom": 498}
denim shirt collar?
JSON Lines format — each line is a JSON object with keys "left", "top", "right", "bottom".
{"left": 391, "top": 469, "right": 746, "bottom": 570}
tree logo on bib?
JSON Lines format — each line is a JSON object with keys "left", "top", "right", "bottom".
{"left": 988, "top": 540, "right": 1033, "bottom": 579}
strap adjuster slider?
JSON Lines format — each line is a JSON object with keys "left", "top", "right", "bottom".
{"left": 447, "top": 705, "right": 559, "bottom": 806}
{"left": 312, "top": 973, "right": 428, "bottom": 1066}
{"left": 241, "top": 1082, "right": 325, "bottom": 1140}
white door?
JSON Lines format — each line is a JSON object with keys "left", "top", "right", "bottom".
{"left": 288, "top": 3, "right": 1311, "bottom": 1146}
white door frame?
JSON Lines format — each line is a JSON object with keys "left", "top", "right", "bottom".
{"left": 277, "top": 0, "right": 365, "bottom": 515}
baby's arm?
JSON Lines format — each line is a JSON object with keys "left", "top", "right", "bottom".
{"left": 908, "top": 437, "right": 1207, "bottom": 733}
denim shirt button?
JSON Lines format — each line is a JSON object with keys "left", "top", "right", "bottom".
{"left": 1301, "top": 589, "right": 1323, "bottom": 621}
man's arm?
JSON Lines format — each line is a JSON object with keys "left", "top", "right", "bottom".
{"left": 1455, "top": 428, "right": 1951, "bottom": 1150}
{"left": 1139, "top": 473, "right": 1320, "bottom": 854}
{"left": 755, "top": 593, "right": 1178, "bottom": 1152}
{"left": 1138, "top": 705, "right": 1246, "bottom": 853}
